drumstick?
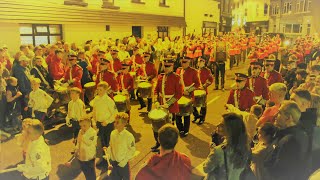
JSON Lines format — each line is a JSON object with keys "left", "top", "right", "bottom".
{"left": 64, "top": 154, "right": 76, "bottom": 167}
{"left": 103, "top": 149, "right": 112, "bottom": 176}
{"left": 0, "top": 167, "right": 18, "bottom": 174}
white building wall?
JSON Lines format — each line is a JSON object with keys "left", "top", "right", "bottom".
{"left": 0, "top": 23, "right": 22, "bottom": 55}
{"left": 185, "top": 0, "right": 219, "bottom": 35}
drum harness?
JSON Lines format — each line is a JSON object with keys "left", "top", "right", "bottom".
{"left": 33, "top": 66, "right": 50, "bottom": 87}
{"left": 233, "top": 89, "right": 240, "bottom": 109}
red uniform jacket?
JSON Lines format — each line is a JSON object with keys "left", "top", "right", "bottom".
{"left": 112, "top": 58, "right": 122, "bottom": 74}
{"left": 260, "top": 70, "right": 284, "bottom": 86}
{"left": 134, "top": 54, "right": 144, "bottom": 65}
{"left": 199, "top": 67, "right": 214, "bottom": 94}
{"left": 117, "top": 73, "right": 134, "bottom": 91}
{"left": 227, "top": 87, "right": 255, "bottom": 111}
{"left": 176, "top": 67, "right": 201, "bottom": 97}
{"left": 136, "top": 151, "right": 192, "bottom": 180}
{"left": 64, "top": 64, "right": 83, "bottom": 90}
{"left": 155, "top": 72, "right": 183, "bottom": 113}
{"left": 49, "top": 55, "right": 65, "bottom": 80}
{"left": 46, "top": 53, "right": 54, "bottom": 67}
{"left": 136, "top": 61, "right": 158, "bottom": 80}
{"left": 246, "top": 76, "right": 269, "bottom": 100}
{"left": 90, "top": 54, "right": 99, "bottom": 75}
{"left": 96, "top": 70, "right": 119, "bottom": 93}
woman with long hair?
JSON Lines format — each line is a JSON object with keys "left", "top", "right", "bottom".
{"left": 203, "top": 112, "right": 252, "bottom": 180}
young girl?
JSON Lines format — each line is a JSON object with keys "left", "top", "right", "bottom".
{"left": 6, "top": 77, "right": 23, "bottom": 133}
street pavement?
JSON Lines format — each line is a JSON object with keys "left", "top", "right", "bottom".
{"left": 0, "top": 62, "right": 248, "bottom": 180}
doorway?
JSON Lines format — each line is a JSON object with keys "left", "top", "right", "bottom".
{"left": 132, "top": 26, "right": 142, "bottom": 38}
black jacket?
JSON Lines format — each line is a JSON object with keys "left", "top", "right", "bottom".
{"left": 265, "top": 125, "right": 310, "bottom": 180}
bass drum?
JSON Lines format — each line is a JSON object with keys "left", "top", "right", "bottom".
{"left": 194, "top": 90, "right": 207, "bottom": 107}
{"left": 148, "top": 108, "right": 170, "bottom": 132}
{"left": 177, "top": 96, "right": 193, "bottom": 116}
{"left": 137, "top": 82, "right": 152, "bottom": 98}
{"left": 84, "top": 82, "right": 96, "bottom": 102}
{"left": 114, "top": 94, "right": 131, "bottom": 112}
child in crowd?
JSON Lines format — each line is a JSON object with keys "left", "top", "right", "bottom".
{"left": 66, "top": 87, "right": 86, "bottom": 143}
{"left": 17, "top": 118, "right": 34, "bottom": 160}
{"left": 92, "top": 81, "right": 118, "bottom": 150}
{"left": 75, "top": 117, "right": 97, "bottom": 180}
{"left": 6, "top": 77, "right": 23, "bottom": 133}
{"left": 28, "top": 78, "right": 53, "bottom": 122}
{"left": 107, "top": 112, "right": 135, "bottom": 180}
{"left": 252, "top": 123, "right": 277, "bottom": 180}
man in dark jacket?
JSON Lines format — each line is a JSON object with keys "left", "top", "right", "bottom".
{"left": 265, "top": 101, "right": 310, "bottom": 180}
{"left": 12, "top": 55, "right": 32, "bottom": 118}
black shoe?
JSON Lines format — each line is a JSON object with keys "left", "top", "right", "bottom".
{"left": 181, "top": 132, "right": 189, "bottom": 138}
{"left": 197, "top": 120, "right": 204, "bottom": 125}
{"left": 151, "top": 143, "right": 160, "bottom": 150}
{"left": 151, "top": 148, "right": 160, "bottom": 153}
{"left": 192, "top": 116, "right": 199, "bottom": 123}
{"left": 138, "top": 105, "right": 146, "bottom": 110}
{"left": 179, "top": 131, "right": 184, "bottom": 135}
{"left": 214, "top": 87, "right": 219, "bottom": 90}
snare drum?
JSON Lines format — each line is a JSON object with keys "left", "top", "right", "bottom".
{"left": 114, "top": 94, "right": 131, "bottom": 112}
{"left": 148, "top": 108, "right": 170, "bottom": 132}
{"left": 194, "top": 90, "right": 207, "bottom": 107}
{"left": 84, "top": 82, "right": 96, "bottom": 102}
{"left": 177, "top": 96, "right": 193, "bottom": 116}
{"left": 54, "top": 85, "right": 70, "bottom": 105}
{"left": 137, "top": 82, "right": 152, "bottom": 98}
{"left": 129, "top": 72, "right": 137, "bottom": 88}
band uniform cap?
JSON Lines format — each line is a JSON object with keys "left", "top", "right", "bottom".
{"left": 182, "top": 56, "right": 192, "bottom": 60}
{"left": 101, "top": 58, "right": 110, "bottom": 63}
{"left": 163, "top": 58, "right": 175, "bottom": 64}
{"left": 143, "top": 52, "right": 151, "bottom": 57}
{"left": 235, "top": 73, "right": 248, "bottom": 81}
{"left": 19, "top": 55, "right": 30, "bottom": 62}
{"left": 98, "top": 50, "right": 106, "bottom": 54}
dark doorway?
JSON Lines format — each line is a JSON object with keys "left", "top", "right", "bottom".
{"left": 132, "top": 26, "right": 142, "bottom": 38}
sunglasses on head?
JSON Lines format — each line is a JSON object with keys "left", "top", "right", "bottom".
{"left": 252, "top": 67, "right": 260, "bottom": 70}
{"left": 236, "top": 79, "right": 244, "bottom": 83}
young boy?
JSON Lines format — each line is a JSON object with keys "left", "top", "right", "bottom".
{"left": 92, "top": 81, "right": 118, "bottom": 151}
{"left": 28, "top": 78, "right": 54, "bottom": 122}
{"left": 76, "top": 117, "right": 97, "bottom": 180}
{"left": 107, "top": 112, "right": 135, "bottom": 180}
{"left": 17, "top": 119, "right": 51, "bottom": 180}
{"left": 66, "top": 87, "right": 86, "bottom": 142}
{"left": 6, "top": 77, "right": 23, "bottom": 132}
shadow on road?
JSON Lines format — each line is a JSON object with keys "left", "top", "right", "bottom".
{"left": 199, "top": 122, "right": 216, "bottom": 137}
{"left": 0, "top": 161, "right": 23, "bottom": 180}
{"left": 180, "top": 133, "right": 209, "bottom": 159}
{"left": 138, "top": 113, "right": 152, "bottom": 124}
{"left": 127, "top": 125, "right": 142, "bottom": 143}
{"left": 44, "top": 124, "right": 73, "bottom": 145}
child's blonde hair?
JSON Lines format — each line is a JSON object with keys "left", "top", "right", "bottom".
{"left": 30, "top": 77, "right": 41, "bottom": 84}
{"left": 115, "top": 112, "right": 129, "bottom": 124}
{"left": 97, "top": 81, "right": 110, "bottom": 90}
{"left": 69, "top": 87, "right": 81, "bottom": 94}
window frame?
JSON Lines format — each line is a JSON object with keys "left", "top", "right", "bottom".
{"left": 157, "top": 26, "right": 169, "bottom": 40}
{"left": 20, "top": 24, "right": 63, "bottom": 46}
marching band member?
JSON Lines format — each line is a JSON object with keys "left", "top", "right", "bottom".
{"left": 66, "top": 87, "right": 85, "bottom": 142}
{"left": 246, "top": 60, "right": 269, "bottom": 105}
{"left": 48, "top": 49, "right": 65, "bottom": 80}
{"left": 137, "top": 52, "right": 157, "bottom": 112}
{"left": 28, "top": 78, "right": 53, "bottom": 122}
{"left": 214, "top": 36, "right": 227, "bottom": 90}
{"left": 131, "top": 46, "right": 144, "bottom": 71}
{"left": 154, "top": 58, "right": 183, "bottom": 151}
{"left": 92, "top": 82, "right": 118, "bottom": 164}
{"left": 75, "top": 117, "right": 98, "bottom": 180}
{"left": 17, "top": 120, "right": 51, "bottom": 180}
{"left": 192, "top": 58, "right": 213, "bottom": 124}
{"left": 227, "top": 73, "right": 255, "bottom": 112}
{"left": 95, "top": 58, "right": 119, "bottom": 98}
{"left": 62, "top": 54, "right": 83, "bottom": 91}
{"left": 176, "top": 56, "right": 200, "bottom": 137}
{"left": 110, "top": 48, "right": 122, "bottom": 74}
{"left": 260, "top": 55, "right": 284, "bottom": 86}
{"left": 90, "top": 49, "right": 104, "bottom": 80}
{"left": 107, "top": 112, "right": 136, "bottom": 180}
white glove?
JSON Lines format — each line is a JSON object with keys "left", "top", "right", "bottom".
{"left": 17, "top": 164, "right": 25, "bottom": 172}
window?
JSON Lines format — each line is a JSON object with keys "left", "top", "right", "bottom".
{"left": 307, "top": 0, "right": 311, "bottom": 11}
{"left": 283, "top": 2, "right": 292, "bottom": 14}
{"left": 282, "top": 24, "right": 302, "bottom": 34}
{"left": 64, "top": 0, "right": 88, "bottom": 7}
{"left": 157, "top": 26, "right": 169, "bottom": 40}
{"left": 296, "top": 2, "right": 300, "bottom": 13}
{"left": 159, "top": 0, "right": 169, "bottom": 7}
{"left": 131, "top": 0, "right": 145, "bottom": 4}
{"left": 245, "top": 8, "right": 248, "bottom": 16}
{"left": 19, "top": 24, "right": 63, "bottom": 46}
{"left": 256, "top": 4, "right": 259, "bottom": 16}
{"left": 264, "top": 3, "right": 269, "bottom": 15}
{"left": 204, "top": 14, "right": 208, "bottom": 17}
{"left": 292, "top": 24, "right": 301, "bottom": 33}
{"left": 307, "top": 24, "right": 311, "bottom": 35}
{"left": 101, "top": 0, "right": 120, "bottom": 9}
